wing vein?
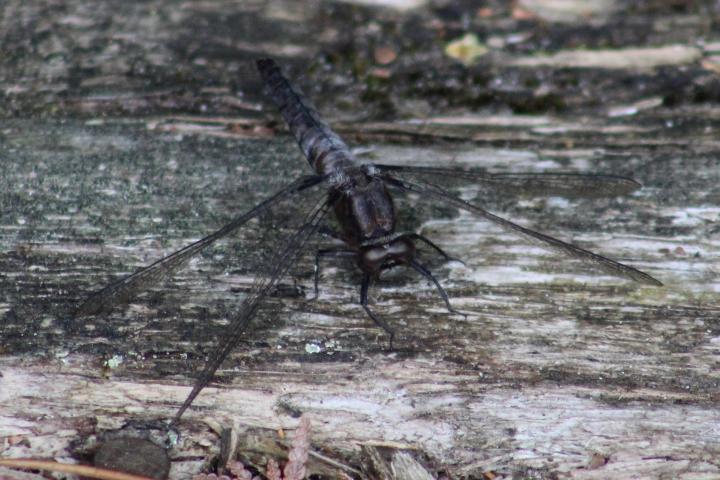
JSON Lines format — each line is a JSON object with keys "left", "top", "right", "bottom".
{"left": 373, "top": 164, "right": 641, "bottom": 198}
{"left": 74, "top": 175, "right": 322, "bottom": 317}
{"left": 383, "top": 174, "right": 662, "bottom": 286}
{"left": 173, "top": 193, "right": 332, "bottom": 422}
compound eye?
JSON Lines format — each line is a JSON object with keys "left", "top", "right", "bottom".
{"left": 388, "top": 240, "right": 410, "bottom": 257}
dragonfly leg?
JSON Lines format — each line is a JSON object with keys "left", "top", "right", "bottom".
{"left": 313, "top": 249, "right": 355, "bottom": 299}
{"left": 408, "top": 259, "right": 464, "bottom": 317}
{"left": 360, "top": 274, "right": 395, "bottom": 349}
{"left": 403, "top": 232, "right": 465, "bottom": 266}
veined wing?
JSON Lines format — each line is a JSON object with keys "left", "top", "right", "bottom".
{"left": 373, "top": 164, "right": 641, "bottom": 198}
{"left": 382, "top": 173, "right": 662, "bottom": 286}
{"left": 74, "top": 175, "right": 323, "bottom": 317}
{"left": 173, "top": 193, "right": 332, "bottom": 423}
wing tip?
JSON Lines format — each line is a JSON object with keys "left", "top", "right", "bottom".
{"left": 256, "top": 57, "right": 277, "bottom": 73}
{"left": 621, "top": 177, "right": 643, "bottom": 194}
{"left": 641, "top": 276, "right": 663, "bottom": 287}
{"left": 73, "top": 301, "right": 99, "bottom": 318}
{"left": 632, "top": 270, "right": 663, "bottom": 286}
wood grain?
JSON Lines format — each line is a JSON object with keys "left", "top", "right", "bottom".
{"left": 1, "top": 1, "right": 719, "bottom": 478}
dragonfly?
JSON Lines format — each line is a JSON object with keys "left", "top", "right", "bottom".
{"left": 75, "top": 58, "right": 662, "bottom": 424}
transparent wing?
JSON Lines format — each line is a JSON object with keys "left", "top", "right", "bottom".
{"left": 372, "top": 164, "right": 641, "bottom": 198}
{"left": 382, "top": 173, "right": 662, "bottom": 286}
{"left": 74, "top": 175, "right": 323, "bottom": 317}
{"left": 173, "top": 194, "right": 332, "bottom": 423}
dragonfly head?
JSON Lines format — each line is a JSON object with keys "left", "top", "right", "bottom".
{"left": 359, "top": 236, "right": 415, "bottom": 275}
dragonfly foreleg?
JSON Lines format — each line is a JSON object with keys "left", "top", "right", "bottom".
{"left": 360, "top": 273, "right": 395, "bottom": 349}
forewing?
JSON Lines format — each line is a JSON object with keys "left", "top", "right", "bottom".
{"left": 74, "top": 175, "right": 323, "bottom": 317}
{"left": 173, "top": 194, "right": 332, "bottom": 422}
{"left": 382, "top": 173, "right": 662, "bottom": 286}
{"left": 373, "top": 164, "right": 641, "bottom": 198}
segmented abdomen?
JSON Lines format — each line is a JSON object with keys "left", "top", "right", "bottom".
{"left": 256, "top": 58, "right": 354, "bottom": 177}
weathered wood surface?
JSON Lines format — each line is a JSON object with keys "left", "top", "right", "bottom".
{"left": 1, "top": 1, "right": 719, "bottom": 479}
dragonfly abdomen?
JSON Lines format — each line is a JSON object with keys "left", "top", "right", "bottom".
{"left": 256, "top": 59, "right": 355, "bottom": 178}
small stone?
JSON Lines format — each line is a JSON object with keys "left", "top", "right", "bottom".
{"left": 94, "top": 438, "right": 170, "bottom": 480}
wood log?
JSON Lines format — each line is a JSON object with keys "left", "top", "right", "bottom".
{"left": 1, "top": 1, "right": 718, "bottom": 478}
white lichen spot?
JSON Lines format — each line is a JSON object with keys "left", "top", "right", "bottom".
{"left": 104, "top": 354, "right": 124, "bottom": 369}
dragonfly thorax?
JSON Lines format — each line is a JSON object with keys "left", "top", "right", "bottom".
{"left": 333, "top": 175, "right": 397, "bottom": 243}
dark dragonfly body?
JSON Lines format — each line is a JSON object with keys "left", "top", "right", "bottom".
{"left": 76, "top": 58, "right": 662, "bottom": 424}
{"left": 258, "top": 59, "right": 410, "bottom": 268}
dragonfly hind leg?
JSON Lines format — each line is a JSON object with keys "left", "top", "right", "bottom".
{"left": 408, "top": 259, "right": 464, "bottom": 317}
{"left": 360, "top": 274, "right": 396, "bottom": 349}
{"left": 403, "top": 232, "right": 465, "bottom": 266}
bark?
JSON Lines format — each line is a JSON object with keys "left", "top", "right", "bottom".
{"left": 1, "top": 1, "right": 719, "bottom": 479}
